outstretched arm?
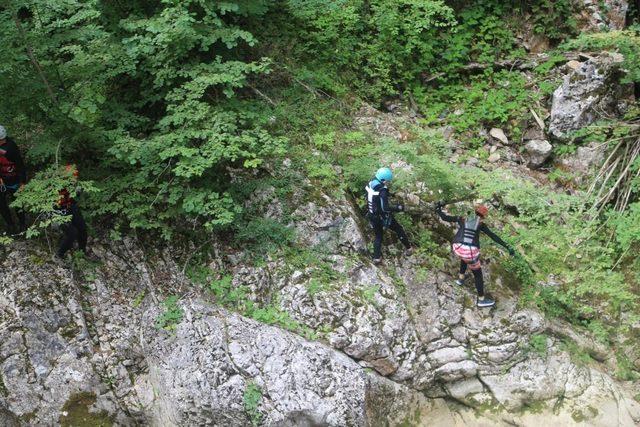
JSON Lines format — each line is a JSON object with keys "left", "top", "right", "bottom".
{"left": 480, "top": 224, "right": 511, "bottom": 251}
{"left": 436, "top": 205, "right": 460, "bottom": 223}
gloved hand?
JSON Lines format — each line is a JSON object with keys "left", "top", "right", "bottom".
{"left": 508, "top": 247, "right": 516, "bottom": 256}
{"left": 435, "top": 200, "right": 445, "bottom": 211}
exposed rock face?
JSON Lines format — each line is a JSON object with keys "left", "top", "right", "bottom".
{"left": 140, "top": 302, "right": 431, "bottom": 426}
{"left": 549, "top": 53, "right": 632, "bottom": 140}
{"left": 0, "top": 241, "right": 431, "bottom": 426}
{"left": 580, "top": 0, "right": 628, "bottom": 31}
{"left": 1, "top": 192, "right": 640, "bottom": 426}
{"left": 559, "top": 141, "right": 606, "bottom": 183}
{"left": 525, "top": 139, "right": 553, "bottom": 168}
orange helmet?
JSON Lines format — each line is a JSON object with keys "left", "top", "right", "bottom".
{"left": 475, "top": 204, "right": 488, "bottom": 218}
{"left": 65, "top": 164, "right": 79, "bottom": 178}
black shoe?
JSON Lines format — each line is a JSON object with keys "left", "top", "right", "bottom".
{"left": 477, "top": 297, "right": 495, "bottom": 308}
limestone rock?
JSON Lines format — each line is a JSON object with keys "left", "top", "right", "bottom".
{"left": 559, "top": 142, "right": 606, "bottom": 183}
{"left": 523, "top": 126, "right": 545, "bottom": 141}
{"left": 488, "top": 153, "right": 501, "bottom": 163}
{"left": 490, "top": 128, "right": 509, "bottom": 145}
{"left": 525, "top": 140, "right": 553, "bottom": 168}
{"left": 580, "top": 0, "right": 628, "bottom": 31}
{"left": 566, "top": 60, "right": 582, "bottom": 71}
{"left": 139, "top": 302, "right": 428, "bottom": 426}
{"left": 549, "top": 54, "right": 632, "bottom": 140}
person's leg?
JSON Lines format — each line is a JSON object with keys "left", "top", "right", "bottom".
{"left": 471, "top": 267, "right": 484, "bottom": 296}
{"left": 389, "top": 217, "right": 411, "bottom": 248}
{"left": 372, "top": 217, "right": 384, "bottom": 261}
{"left": 472, "top": 264, "right": 495, "bottom": 307}
{"left": 456, "top": 261, "right": 468, "bottom": 285}
{"left": 71, "top": 206, "right": 88, "bottom": 252}
{"left": 0, "top": 192, "right": 16, "bottom": 232}
{"left": 8, "top": 190, "right": 26, "bottom": 231}
{"left": 459, "top": 260, "right": 468, "bottom": 275}
{"left": 57, "top": 222, "right": 79, "bottom": 258}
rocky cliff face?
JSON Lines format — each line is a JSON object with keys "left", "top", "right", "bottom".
{"left": 1, "top": 193, "right": 639, "bottom": 426}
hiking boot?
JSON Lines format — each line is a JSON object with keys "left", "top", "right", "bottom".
{"left": 372, "top": 258, "right": 382, "bottom": 265}
{"left": 477, "top": 297, "right": 495, "bottom": 308}
{"left": 454, "top": 278, "right": 465, "bottom": 286}
{"left": 404, "top": 247, "right": 414, "bottom": 256}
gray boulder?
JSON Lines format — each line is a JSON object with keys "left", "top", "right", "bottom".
{"left": 549, "top": 53, "right": 631, "bottom": 140}
{"left": 525, "top": 139, "right": 553, "bottom": 168}
{"left": 559, "top": 142, "right": 606, "bottom": 184}
{"left": 580, "top": 0, "right": 628, "bottom": 31}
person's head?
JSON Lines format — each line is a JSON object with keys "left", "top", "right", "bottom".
{"left": 375, "top": 167, "right": 393, "bottom": 184}
{"left": 474, "top": 204, "right": 488, "bottom": 219}
{"left": 0, "top": 126, "right": 6, "bottom": 142}
{"left": 64, "top": 164, "right": 79, "bottom": 179}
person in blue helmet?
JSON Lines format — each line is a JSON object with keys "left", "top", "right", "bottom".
{"left": 365, "top": 167, "right": 412, "bottom": 264}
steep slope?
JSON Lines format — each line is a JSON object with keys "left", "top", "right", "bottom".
{"left": 0, "top": 203, "right": 638, "bottom": 426}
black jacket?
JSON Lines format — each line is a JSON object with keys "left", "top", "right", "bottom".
{"left": 0, "top": 138, "right": 27, "bottom": 186}
{"left": 437, "top": 208, "right": 508, "bottom": 249}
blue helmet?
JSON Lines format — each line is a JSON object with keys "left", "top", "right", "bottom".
{"left": 375, "top": 167, "right": 393, "bottom": 182}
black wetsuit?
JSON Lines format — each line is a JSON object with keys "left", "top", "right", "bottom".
{"left": 437, "top": 210, "right": 509, "bottom": 249}
{"left": 0, "top": 138, "right": 27, "bottom": 233}
{"left": 437, "top": 207, "right": 509, "bottom": 297}
{"left": 56, "top": 188, "right": 87, "bottom": 258}
{"left": 366, "top": 179, "right": 410, "bottom": 259}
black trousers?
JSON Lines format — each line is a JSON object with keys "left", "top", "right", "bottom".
{"left": 370, "top": 215, "right": 410, "bottom": 259}
{"left": 0, "top": 188, "right": 25, "bottom": 232}
{"left": 459, "top": 261, "right": 485, "bottom": 297}
{"left": 57, "top": 205, "right": 87, "bottom": 257}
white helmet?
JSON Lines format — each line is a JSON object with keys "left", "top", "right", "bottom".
{"left": 0, "top": 126, "right": 6, "bottom": 140}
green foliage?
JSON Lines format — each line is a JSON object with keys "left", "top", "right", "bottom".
{"left": 529, "top": 0, "right": 578, "bottom": 41}
{"left": 1, "top": 0, "right": 286, "bottom": 238}
{"left": 417, "top": 70, "right": 533, "bottom": 139}
{"left": 243, "top": 382, "right": 262, "bottom": 427}
{"left": 283, "top": 0, "right": 455, "bottom": 99}
{"left": 71, "top": 251, "right": 100, "bottom": 282}
{"left": 11, "top": 165, "right": 97, "bottom": 238}
{"left": 155, "top": 296, "right": 183, "bottom": 331}
{"left": 235, "top": 218, "right": 295, "bottom": 255}
{"left": 560, "top": 339, "right": 595, "bottom": 366}
{"left": 526, "top": 334, "right": 549, "bottom": 358}
{"left": 358, "top": 285, "right": 380, "bottom": 304}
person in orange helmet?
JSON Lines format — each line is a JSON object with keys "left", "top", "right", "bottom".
{"left": 54, "top": 164, "right": 89, "bottom": 260}
{"left": 436, "top": 202, "right": 514, "bottom": 308}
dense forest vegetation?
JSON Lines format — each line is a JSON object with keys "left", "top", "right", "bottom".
{"left": 2, "top": 0, "right": 640, "bottom": 378}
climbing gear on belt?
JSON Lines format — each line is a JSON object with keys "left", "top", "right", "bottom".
{"left": 462, "top": 216, "right": 480, "bottom": 245}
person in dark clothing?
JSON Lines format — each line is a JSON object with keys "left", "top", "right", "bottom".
{"left": 0, "top": 126, "right": 27, "bottom": 234}
{"left": 365, "top": 167, "right": 412, "bottom": 264}
{"left": 55, "top": 164, "right": 89, "bottom": 259}
{"left": 436, "top": 202, "right": 514, "bottom": 308}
